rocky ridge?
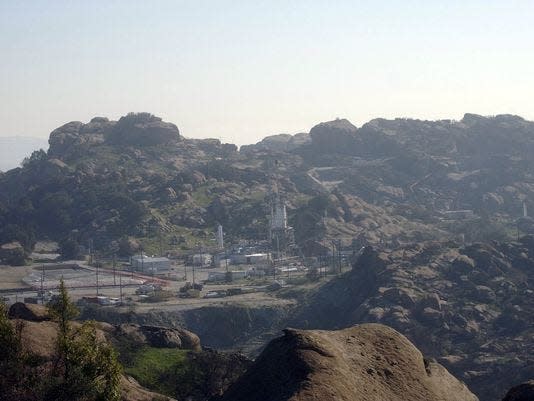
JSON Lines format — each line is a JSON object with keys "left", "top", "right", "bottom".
{"left": 3, "top": 112, "right": 534, "bottom": 262}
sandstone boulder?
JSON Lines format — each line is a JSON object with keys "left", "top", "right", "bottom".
{"left": 8, "top": 302, "right": 50, "bottom": 321}
{"left": 117, "top": 324, "right": 201, "bottom": 351}
{"left": 219, "top": 324, "right": 478, "bottom": 401}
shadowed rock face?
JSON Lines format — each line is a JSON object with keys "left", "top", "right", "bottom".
{"left": 502, "top": 380, "right": 534, "bottom": 401}
{"left": 218, "top": 324, "right": 478, "bottom": 401}
{"left": 8, "top": 302, "right": 50, "bottom": 322}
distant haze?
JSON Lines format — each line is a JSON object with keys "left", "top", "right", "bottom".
{"left": 1, "top": 1, "right": 534, "bottom": 145}
{"left": 0, "top": 137, "right": 49, "bottom": 172}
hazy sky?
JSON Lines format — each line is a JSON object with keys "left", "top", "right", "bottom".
{"left": 1, "top": 1, "right": 534, "bottom": 145}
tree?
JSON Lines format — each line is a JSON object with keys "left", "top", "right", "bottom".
{"left": 0, "top": 301, "right": 30, "bottom": 400}
{"left": 46, "top": 279, "right": 122, "bottom": 401}
{"left": 58, "top": 237, "right": 82, "bottom": 260}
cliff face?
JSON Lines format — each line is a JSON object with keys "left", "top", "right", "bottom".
{"left": 218, "top": 324, "right": 478, "bottom": 401}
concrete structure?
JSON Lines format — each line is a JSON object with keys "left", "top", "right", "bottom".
{"left": 271, "top": 196, "right": 287, "bottom": 230}
{"left": 131, "top": 255, "right": 172, "bottom": 273}
{"left": 207, "top": 271, "right": 227, "bottom": 282}
{"left": 231, "top": 253, "right": 271, "bottom": 265}
{"left": 216, "top": 224, "right": 224, "bottom": 249}
{"left": 524, "top": 201, "right": 528, "bottom": 218}
{"left": 207, "top": 270, "right": 248, "bottom": 282}
{"left": 192, "top": 253, "right": 212, "bottom": 266}
{"left": 214, "top": 253, "right": 231, "bottom": 268}
{"left": 267, "top": 193, "right": 295, "bottom": 258}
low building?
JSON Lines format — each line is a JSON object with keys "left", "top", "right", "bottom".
{"left": 207, "top": 270, "right": 248, "bottom": 282}
{"left": 231, "top": 253, "right": 271, "bottom": 265}
{"left": 192, "top": 253, "right": 212, "bottom": 266}
{"left": 131, "top": 255, "right": 172, "bottom": 273}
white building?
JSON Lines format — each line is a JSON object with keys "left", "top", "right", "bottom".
{"left": 231, "top": 253, "right": 271, "bottom": 265}
{"left": 131, "top": 255, "right": 171, "bottom": 273}
{"left": 192, "top": 253, "right": 212, "bottom": 266}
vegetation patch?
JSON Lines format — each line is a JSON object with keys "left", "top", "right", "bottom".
{"left": 124, "top": 347, "right": 188, "bottom": 396}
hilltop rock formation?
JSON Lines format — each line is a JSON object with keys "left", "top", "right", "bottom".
{"left": 218, "top": 324, "right": 477, "bottom": 401}
{"left": 308, "top": 118, "right": 358, "bottom": 154}
{"left": 240, "top": 132, "right": 310, "bottom": 153}
{"left": 48, "top": 113, "right": 180, "bottom": 157}
{"left": 106, "top": 113, "right": 181, "bottom": 147}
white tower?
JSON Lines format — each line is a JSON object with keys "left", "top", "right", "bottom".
{"left": 271, "top": 196, "right": 287, "bottom": 231}
{"left": 523, "top": 201, "right": 528, "bottom": 218}
{"left": 216, "top": 224, "right": 224, "bottom": 249}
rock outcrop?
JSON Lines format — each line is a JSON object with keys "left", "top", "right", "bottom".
{"left": 218, "top": 324, "right": 477, "bottom": 401}
{"left": 502, "top": 380, "right": 534, "bottom": 401}
{"left": 48, "top": 113, "right": 180, "bottom": 157}
{"left": 309, "top": 118, "right": 358, "bottom": 154}
{"left": 8, "top": 302, "right": 50, "bottom": 321}
{"left": 106, "top": 113, "right": 180, "bottom": 146}
{"left": 116, "top": 323, "right": 201, "bottom": 351}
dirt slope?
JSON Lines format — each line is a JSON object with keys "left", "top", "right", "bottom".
{"left": 218, "top": 323, "right": 477, "bottom": 401}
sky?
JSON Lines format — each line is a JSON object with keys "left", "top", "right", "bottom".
{"left": 1, "top": 0, "right": 534, "bottom": 145}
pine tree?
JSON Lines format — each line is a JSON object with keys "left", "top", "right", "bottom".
{"left": 46, "top": 279, "right": 122, "bottom": 401}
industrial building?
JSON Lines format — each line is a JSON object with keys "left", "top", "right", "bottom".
{"left": 130, "top": 255, "right": 172, "bottom": 273}
{"left": 231, "top": 253, "right": 271, "bottom": 265}
{"left": 192, "top": 253, "right": 213, "bottom": 266}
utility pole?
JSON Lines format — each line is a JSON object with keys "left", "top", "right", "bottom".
{"left": 119, "top": 268, "right": 123, "bottom": 305}
{"left": 40, "top": 264, "right": 45, "bottom": 303}
{"left": 331, "top": 241, "right": 336, "bottom": 275}
{"left": 337, "top": 240, "right": 342, "bottom": 274}
{"left": 159, "top": 229, "right": 163, "bottom": 257}
{"left": 89, "top": 239, "right": 93, "bottom": 266}
{"left": 113, "top": 253, "right": 117, "bottom": 286}
{"left": 141, "top": 247, "right": 144, "bottom": 273}
{"left": 96, "top": 260, "right": 99, "bottom": 296}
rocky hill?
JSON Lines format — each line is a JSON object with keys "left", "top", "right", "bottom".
{"left": 216, "top": 323, "right": 478, "bottom": 401}
{"left": 286, "top": 237, "right": 534, "bottom": 401}
{"left": 2, "top": 112, "right": 534, "bottom": 263}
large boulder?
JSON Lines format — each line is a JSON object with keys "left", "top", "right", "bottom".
{"left": 309, "top": 118, "right": 359, "bottom": 154}
{"left": 48, "top": 118, "right": 109, "bottom": 157}
{"left": 219, "top": 324, "right": 478, "bottom": 401}
{"left": 106, "top": 113, "right": 180, "bottom": 146}
{"left": 116, "top": 324, "right": 201, "bottom": 351}
{"left": 502, "top": 380, "right": 534, "bottom": 401}
{"left": 8, "top": 302, "right": 50, "bottom": 321}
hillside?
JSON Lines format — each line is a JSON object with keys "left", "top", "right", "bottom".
{"left": 5, "top": 302, "right": 250, "bottom": 401}
{"left": 287, "top": 239, "right": 534, "bottom": 401}
{"left": 2, "top": 112, "right": 534, "bottom": 263}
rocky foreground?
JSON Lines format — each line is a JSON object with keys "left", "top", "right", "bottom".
{"left": 217, "top": 324, "right": 478, "bottom": 401}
